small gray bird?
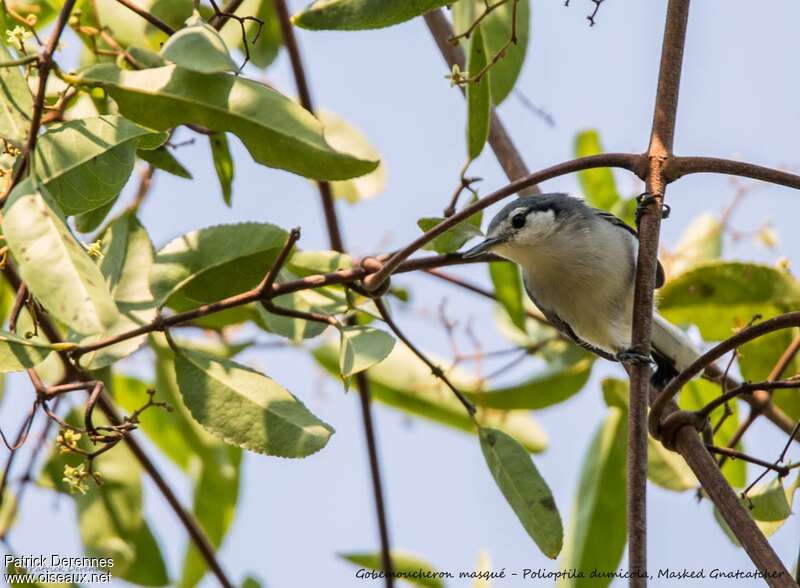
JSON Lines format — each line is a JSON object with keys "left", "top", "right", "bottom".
{"left": 462, "top": 193, "right": 698, "bottom": 386}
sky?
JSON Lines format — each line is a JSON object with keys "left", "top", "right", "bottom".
{"left": 3, "top": 0, "right": 800, "bottom": 586}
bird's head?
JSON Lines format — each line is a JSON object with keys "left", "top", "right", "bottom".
{"left": 461, "top": 193, "right": 579, "bottom": 264}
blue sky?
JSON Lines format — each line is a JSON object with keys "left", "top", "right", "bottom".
{"left": 3, "top": 0, "right": 800, "bottom": 586}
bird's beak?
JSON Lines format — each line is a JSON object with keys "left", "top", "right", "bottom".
{"left": 460, "top": 236, "right": 501, "bottom": 259}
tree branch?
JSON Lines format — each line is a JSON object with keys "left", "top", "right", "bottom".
{"left": 627, "top": 0, "right": 693, "bottom": 581}
{"left": 5, "top": 0, "right": 78, "bottom": 200}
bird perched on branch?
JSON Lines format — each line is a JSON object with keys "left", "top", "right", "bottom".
{"left": 462, "top": 193, "right": 698, "bottom": 388}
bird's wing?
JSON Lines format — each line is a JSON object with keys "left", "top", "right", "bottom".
{"left": 523, "top": 283, "right": 616, "bottom": 361}
{"left": 594, "top": 209, "right": 666, "bottom": 289}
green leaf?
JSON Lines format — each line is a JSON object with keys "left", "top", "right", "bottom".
{"left": 339, "top": 551, "right": 445, "bottom": 588}
{"left": 292, "top": 0, "right": 453, "bottom": 30}
{"left": 0, "top": 44, "right": 33, "bottom": 147}
{"left": 314, "top": 341, "right": 548, "bottom": 452}
{"left": 742, "top": 476, "right": 792, "bottom": 522}
{"left": 466, "top": 26, "right": 490, "bottom": 159}
{"left": 3, "top": 181, "right": 119, "bottom": 335}
{"left": 150, "top": 222, "right": 288, "bottom": 306}
{"left": 80, "top": 64, "right": 379, "bottom": 181}
{"left": 465, "top": 353, "right": 593, "bottom": 410}
{"left": 138, "top": 145, "right": 192, "bottom": 179}
{"left": 557, "top": 404, "right": 626, "bottom": 587}
{"left": 489, "top": 261, "right": 525, "bottom": 331}
{"left": 320, "top": 111, "right": 386, "bottom": 203}
{"left": 573, "top": 129, "right": 620, "bottom": 211}
{"left": 479, "top": 427, "right": 563, "bottom": 558}
{"left": 219, "top": 0, "right": 282, "bottom": 69}
{"left": 0, "top": 330, "right": 51, "bottom": 372}
{"left": 174, "top": 346, "right": 334, "bottom": 457}
{"left": 418, "top": 216, "right": 482, "bottom": 254}
{"left": 74, "top": 197, "right": 118, "bottom": 233}
{"left": 474, "top": 0, "right": 530, "bottom": 104}
{"left": 679, "top": 378, "right": 745, "bottom": 487}
{"left": 210, "top": 133, "right": 234, "bottom": 206}
{"left": 33, "top": 115, "right": 166, "bottom": 215}
{"left": 161, "top": 14, "right": 238, "bottom": 73}
{"left": 670, "top": 212, "right": 722, "bottom": 275}
{"left": 659, "top": 261, "right": 800, "bottom": 341}
{"left": 339, "top": 325, "right": 396, "bottom": 377}
{"left": 74, "top": 213, "right": 156, "bottom": 369}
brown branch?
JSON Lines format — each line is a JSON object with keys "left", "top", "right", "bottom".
{"left": 362, "top": 153, "right": 642, "bottom": 292}
{"left": 669, "top": 157, "right": 800, "bottom": 190}
{"left": 111, "top": 0, "right": 175, "bottom": 35}
{"left": 211, "top": 0, "right": 247, "bottom": 30}
{"left": 651, "top": 312, "right": 800, "bottom": 436}
{"left": 704, "top": 445, "right": 790, "bottom": 477}
{"left": 424, "top": 9, "right": 540, "bottom": 196}
{"left": 256, "top": 227, "right": 301, "bottom": 294}
{"left": 4, "top": 0, "right": 78, "bottom": 203}
{"left": 700, "top": 377, "right": 800, "bottom": 420}
{"left": 272, "top": 2, "right": 394, "bottom": 584}
{"left": 626, "top": 0, "right": 693, "bottom": 581}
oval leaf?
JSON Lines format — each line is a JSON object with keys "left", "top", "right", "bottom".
{"left": 489, "top": 261, "right": 526, "bottom": 331}
{"left": 74, "top": 213, "right": 157, "bottom": 369}
{"left": 3, "top": 182, "right": 119, "bottom": 335}
{"left": 320, "top": 111, "right": 386, "bottom": 203}
{"left": 0, "top": 44, "right": 33, "bottom": 147}
{"left": 150, "top": 222, "right": 289, "bottom": 306}
{"left": 174, "top": 347, "right": 334, "bottom": 457}
{"left": 574, "top": 129, "right": 620, "bottom": 211}
{"left": 479, "top": 427, "right": 563, "bottom": 558}
{"left": 339, "top": 325, "right": 396, "bottom": 377}
{"left": 659, "top": 261, "right": 800, "bottom": 341}
{"left": 0, "top": 330, "right": 51, "bottom": 372}
{"left": 34, "top": 115, "right": 166, "bottom": 215}
{"left": 161, "top": 15, "right": 238, "bottom": 73}
{"left": 292, "top": 0, "right": 453, "bottom": 30}
{"left": 557, "top": 406, "right": 626, "bottom": 587}
{"left": 466, "top": 25, "right": 490, "bottom": 160}
{"left": 79, "top": 64, "right": 378, "bottom": 181}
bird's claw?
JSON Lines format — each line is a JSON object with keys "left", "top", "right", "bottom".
{"left": 616, "top": 348, "right": 654, "bottom": 367}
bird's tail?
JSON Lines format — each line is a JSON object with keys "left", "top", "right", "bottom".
{"left": 650, "top": 313, "right": 701, "bottom": 389}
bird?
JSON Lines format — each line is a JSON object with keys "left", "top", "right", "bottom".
{"left": 461, "top": 192, "right": 698, "bottom": 388}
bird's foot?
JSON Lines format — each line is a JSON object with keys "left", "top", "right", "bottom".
{"left": 616, "top": 348, "right": 654, "bottom": 367}
{"left": 635, "top": 192, "right": 671, "bottom": 229}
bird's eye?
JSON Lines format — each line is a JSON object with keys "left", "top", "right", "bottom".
{"left": 511, "top": 213, "right": 526, "bottom": 229}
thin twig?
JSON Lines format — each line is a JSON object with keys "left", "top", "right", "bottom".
{"left": 704, "top": 445, "right": 790, "bottom": 478}
{"left": 111, "top": 0, "right": 175, "bottom": 35}
{"left": 375, "top": 299, "right": 476, "bottom": 416}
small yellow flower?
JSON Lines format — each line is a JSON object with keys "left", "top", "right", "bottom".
{"left": 84, "top": 241, "right": 104, "bottom": 259}
{"left": 63, "top": 463, "right": 89, "bottom": 494}
{"left": 57, "top": 429, "right": 82, "bottom": 454}
{"left": 5, "top": 25, "right": 32, "bottom": 51}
